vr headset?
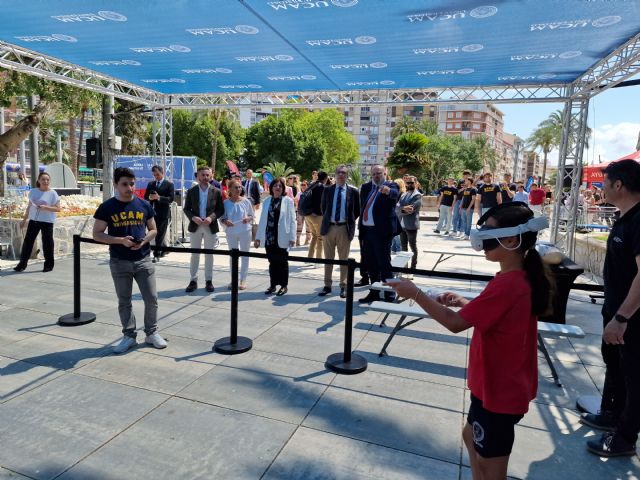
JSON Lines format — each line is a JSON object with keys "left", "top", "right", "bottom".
{"left": 469, "top": 203, "right": 549, "bottom": 252}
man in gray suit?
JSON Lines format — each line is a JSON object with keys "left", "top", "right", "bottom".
{"left": 319, "top": 165, "right": 361, "bottom": 298}
{"left": 183, "top": 166, "right": 224, "bottom": 293}
{"left": 396, "top": 175, "right": 422, "bottom": 272}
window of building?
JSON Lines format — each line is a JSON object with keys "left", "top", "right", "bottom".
{"left": 456, "top": 112, "right": 462, "bottom": 118}
{"left": 447, "top": 112, "right": 454, "bottom": 119}
{"left": 455, "top": 123, "right": 461, "bottom": 129}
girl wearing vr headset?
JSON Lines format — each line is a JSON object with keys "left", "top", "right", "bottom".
{"left": 386, "top": 201, "right": 553, "bottom": 480}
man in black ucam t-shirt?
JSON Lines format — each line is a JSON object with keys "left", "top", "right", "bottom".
{"left": 434, "top": 177, "right": 457, "bottom": 234}
{"left": 93, "top": 167, "right": 167, "bottom": 355}
{"left": 500, "top": 173, "right": 516, "bottom": 203}
{"left": 475, "top": 172, "right": 502, "bottom": 215}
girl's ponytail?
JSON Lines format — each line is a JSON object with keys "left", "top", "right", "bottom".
{"left": 523, "top": 246, "right": 554, "bottom": 316}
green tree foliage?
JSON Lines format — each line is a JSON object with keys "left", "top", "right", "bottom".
{"left": 171, "top": 109, "right": 244, "bottom": 178}
{"left": 390, "top": 117, "right": 438, "bottom": 139}
{"left": 527, "top": 124, "right": 557, "bottom": 185}
{"left": 244, "top": 109, "right": 358, "bottom": 178}
{"left": 262, "top": 160, "right": 294, "bottom": 180}
{"left": 387, "top": 132, "right": 429, "bottom": 174}
{"left": 115, "top": 100, "right": 147, "bottom": 155}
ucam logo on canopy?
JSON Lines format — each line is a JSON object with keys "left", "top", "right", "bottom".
{"left": 186, "top": 25, "right": 259, "bottom": 36}
{"left": 413, "top": 44, "right": 484, "bottom": 55}
{"left": 89, "top": 60, "right": 141, "bottom": 66}
{"left": 306, "top": 36, "right": 376, "bottom": 47}
{"left": 235, "top": 55, "right": 293, "bottom": 62}
{"left": 530, "top": 16, "right": 621, "bottom": 31}
{"left": 268, "top": 75, "right": 316, "bottom": 81}
{"left": 182, "top": 68, "right": 233, "bottom": 74}
{"left": 16, "top": 34, "right": 77, "bottom": 43}
{"left": 331, "top": 62, "right": 387, "bottom": 69}
{"left": 51, "top": 11, "right": 127, "bottom": 22}
{"left": 141, "top": 78, "right": 185, "bottom": 84}
{"left": 219, "top": 84, "right": 263, "bottom": 89}
{"left": 408, "top": 5, "right": 497, "bottom": 22}
{"left": 130, "top": 45, "right": 191, "bottom": 53}
{"left": 346, "top": 80, "right": 395, "bottom": 86}
{"left": 268, "top": 0, "right": 358, "bottom": 11}
{"left": 510, "top": 51, "right": 582, "bottom": 61}
{"left": 417, "top": 68, "right": 474, "bottom": 75}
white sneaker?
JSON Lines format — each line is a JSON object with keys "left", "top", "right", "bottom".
{"left": 113, "top": 336, "right": 137, "bottom": 354}
{"left": 145, "top": 333, "right": 167, "bottom": 349}
{"left": 464, "top": 235, "right": 470, "bottom": 240}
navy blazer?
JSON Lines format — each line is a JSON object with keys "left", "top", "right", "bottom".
{"left": 358, "top": 180, "right": 400, "bottom": 234}
{"left": 320, "top": 183, "right": 361, "bottom": 241}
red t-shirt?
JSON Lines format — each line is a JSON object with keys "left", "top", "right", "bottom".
{"left": 459, "top": 270, "right": 538, "bottom": 415}
{"left": 529, "top": 188, "right": 546, "bottom": 205}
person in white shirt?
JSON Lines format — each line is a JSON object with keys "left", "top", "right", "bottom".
{"left": 220, "top": 179, "right": 254, "bottom": 290}
{"left": 513, "top": 184, "right": 529, "bottom": 204}
{"left": 14, "top": 172, "right": 61, "bottom": 273}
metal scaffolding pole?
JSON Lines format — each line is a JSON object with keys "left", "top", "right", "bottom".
{"left": 152, "top": 107, "right": 173, "bottom": 173}
{"left": 550, "top": 92, "right": 590, "bottom": 259}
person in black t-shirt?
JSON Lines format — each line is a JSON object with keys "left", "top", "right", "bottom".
{"left": 500, "top": 173, "right": 516, "bottom": 203}
{"left": 582, "top": 159, "right": 640, "bottom": 458}
{"left": 475, "top": 172, "right": 502, "bottom": 215}
{"left": 93, "top": 167, "right": 167, "bottom": 354}
{"left": 460, "top": 177, "right": 477, "bottom": 238}
{"left": 434, "top": 177, "right": 458, "bottom": 234}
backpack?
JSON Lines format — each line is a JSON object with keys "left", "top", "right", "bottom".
{"left": 297, "top": 184, "right": 316, "bottom": 216}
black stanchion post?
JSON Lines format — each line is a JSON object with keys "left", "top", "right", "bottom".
{"left": 325, "top": 258, "right": 367, "bottom": 374}
{"left": 58, "top": 235, "right": 96, "bottom": 326}
{"left": 214, "top": 248, "right": 252, "bottom": 354}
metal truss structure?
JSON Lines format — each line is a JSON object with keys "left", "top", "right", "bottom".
{"left": 2, "top": 32, "right": 640, "bottom": 258}
{"left": 549, "top": 95, "right": 590, "bottom": 258}
{"left": 151, "top": 108, "right": 173, "bottom": 170}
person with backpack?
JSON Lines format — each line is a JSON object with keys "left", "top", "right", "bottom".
{"left": 299, "top": 171, "right": 328, "bottom": 259}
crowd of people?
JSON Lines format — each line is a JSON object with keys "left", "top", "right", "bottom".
{"left": 10, "top": 158, "right": 638, "bottom": 470}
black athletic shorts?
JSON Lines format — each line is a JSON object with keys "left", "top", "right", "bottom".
{"left": 467, "top": 394, "right": 524, "bottom": 458}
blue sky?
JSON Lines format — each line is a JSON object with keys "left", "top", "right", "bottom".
{"left": 500, "top": 84, "right": 640, "bottom": 166}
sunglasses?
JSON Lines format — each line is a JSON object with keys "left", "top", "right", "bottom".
{"left": 405, "top": 182, "right": 415, "bottom": 185}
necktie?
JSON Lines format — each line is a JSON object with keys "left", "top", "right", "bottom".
{"left": 362, "top": 186, "right": 378, "bottom": 222}
{"left": 334, "top": 186, "right": 343, "bottom": 222}
{"left": 156, "top": 180, "right": 161, "bottom": 188}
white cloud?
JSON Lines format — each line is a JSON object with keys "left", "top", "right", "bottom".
{"left": 547, "top": 122, "right": 640, "bottom": 166}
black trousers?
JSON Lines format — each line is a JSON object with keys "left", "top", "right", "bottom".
{"left": 19, "top": 220, "right": 54, "bottom": 269}
{"left": 358, "top": 235, "right": 369, "bottom": 281}
{"left": 154, "top": 215, "right": 170, "bottom": 258}
{"left": 400, "top": 229, "right": 418, "bottom": 269}
{"left": 266, "top": 244, "right": 289, "bottom": 288}
{"left": 600, "top": 314, "right": 640, "bottom": 444}
{"left": 360, "top": 226, "right": 393, "bottom": 283}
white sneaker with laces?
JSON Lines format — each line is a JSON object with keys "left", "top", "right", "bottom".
{"left": 113, "top": 336, "right": 137, "bottom": 354}
{"left": 145, "top": 333, "right": 167, "bottom": 349}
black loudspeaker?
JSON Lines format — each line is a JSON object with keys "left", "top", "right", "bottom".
{"left": 86, "top": 138, "right": 101, "bottom": 168}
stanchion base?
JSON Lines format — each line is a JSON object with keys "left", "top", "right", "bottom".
{"left": 325, "top": 352, "right": 367, "bottom": 375}
{"left": 58, "top": 312, "right": 96, "bottom": 327}
{"left": 213, "top": 336, "right": 252, "bottom": 355}
{"left": 577, "top": 395, "right": 601, "bottom": 415}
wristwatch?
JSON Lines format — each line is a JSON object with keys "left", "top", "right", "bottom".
{"left": 614, "top": 314, "right": 629, "bottom": 324}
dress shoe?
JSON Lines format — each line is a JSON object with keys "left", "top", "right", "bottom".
{"left": 13, "top": 263, "right": 26, "bottom": 272}
{"left": 276, "top": 287, "right": 288, "bottom": 296}
{"left": 587, "top": 432, "right": 636, "bottom": 457}
{"left": 354, "top": 278, "right": 370, "bottom": 287}
{"left": 265, "top": 286, "right": 277, "bottom": 295}
{"left": 185, "top": 281, "right": 198, "bottom": 293}
{"left": 358, "top": 291, "right": 381, "bottom": 304}
{"left": 42, "top": 266, "right": 54, "bottom": 273}
{"left": 318, "top": 286, "right": 332, "bottom": 296}
{"left": 340, "top": 288, "right": 346, "bottom": 299}
{"left": 205, "top": 281, "right": 215, "bottom": 293}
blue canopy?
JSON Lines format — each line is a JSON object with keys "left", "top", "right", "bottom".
{"left": 2, "top": 0, "right": 639, "bottom": 94}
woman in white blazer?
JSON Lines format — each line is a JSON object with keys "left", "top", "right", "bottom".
{"left": 255, "top": 177, "right": 297, "bottom": 296}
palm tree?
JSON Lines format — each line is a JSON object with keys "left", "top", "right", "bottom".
{"left": 262, "top": 160, "right": 294, "bottom": 180}
{"left": 526, "top": 124, "right": 557, "bottom": 185}
{"left": 387, "top": 132, "right": 429, "bottom": 174}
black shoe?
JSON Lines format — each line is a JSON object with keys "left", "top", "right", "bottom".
{"left": 276, "top": 287, "right": 288, "bottom": 296}
{"left": 42, "top": 266, "right": 53, "bottom": 273}
{"left": 358, "top": 291, "right": 381, "bottom": 304}
{"left": 265, "top": 286, "right": 277, "bottom": 295}
{"left": 13, "top": 263, "right": 26, "bottom": 272}
{"left": 433, "top": 229, "right": 440, "bottom": 234}
{"left": 318, "top": 286, "right": 332, "bottom": 296}
{"left": 152, "top": 257, "right": 159, "bottom": 263}
{"left": 580, "top": 412, "right": 618, "bottom": 432}
{"left": 185, "top": 281, "right": 197, "bottom": 293}
{"left": 354, "top": 278, "right": 370, "bottom": 287}
{"left": 205, "top": 281, "right": 215, "bottom": 293}
{"left": 340, "top": 288, "right": 346, "bottom": 299}
{"left": 587, "top": 432, "right": 636, "bottom": 457}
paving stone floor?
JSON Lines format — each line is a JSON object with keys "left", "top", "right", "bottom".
{"left": 0, "top": 225, "right": 638, "bottom": 479}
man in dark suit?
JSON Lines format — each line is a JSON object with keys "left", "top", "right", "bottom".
{"left": 183, "top": 166, "right": 224, "bottom": 293}
{"left": 318, "top": 165, "right": 361, "bottom": 298}
{"left": 242, "top": 169, "right": 261, "bottom": 242}
{"left": 144, "top": 165, "right": 175, "bottom": 263}
{"left": 358, "top": 164, "right": 400, "bottom": 303}
{"left": 305, "top": 171, "right": 328, "bottom": 258}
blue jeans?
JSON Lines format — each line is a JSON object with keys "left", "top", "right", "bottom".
{"left": 462, "top": 209, "right": 474, "bottom": 236}
{"left": 451, "top": 200, "right": 462, "bottom": 233}
{"left": 391, "top": 235, "right": 401, "bottom": 253}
